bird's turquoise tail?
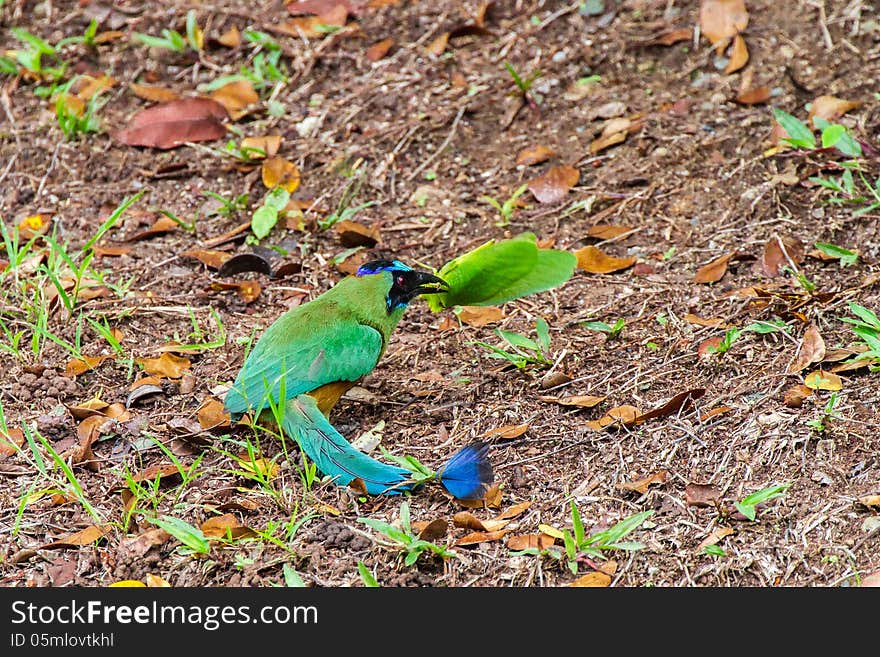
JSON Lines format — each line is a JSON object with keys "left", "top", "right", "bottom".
{"left": 281, "top": 394, "right": 495, "bottom": 498}
{"left": 281, "top": 394, "right": 413, "bottom": 495}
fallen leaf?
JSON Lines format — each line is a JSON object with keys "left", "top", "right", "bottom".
{"left": 180, "top": 249, "right": 233, "bottom": 270}
{"left": 115, "top": 97, "right": 228, "bottom": 150}
{"left": 724, "top": 33, "right": 749, "bottom": 74}
{"left": 457, "top": 483, "right": 502, "bottom": 508}
{"left": 857, "top": 495, "right": 880, "bottom": 509}
{"left": 481, "top": 424, "right": 529, "bottom": 440}
{"left": 803, "top": 369, "right": 842, "bottom": 391}
{"left": 217, "top": 26, "right": 241, "bottom": 48}
{"left": 40, "top": 525, "right": 112, "bottom": 549}
{"left": 528, "top": 165, "right": 580, "bottom": 204}
{"left": 145, "top": 574, "right": 172, "bottom": 587}
{"left": 137, "top": 352, "right": 191, "bottom": 378}
{"left": 426, "top": 32, "right": 449, "bottom": 56}
{"left": 67, "top": 395, "right": 109, "bottom": 419}
{"left": 700, "top": 0, "right": 748, "bottom": 53}
{"left": 262, "top": 156, "right": 301, "bottom": 193}
{"left": 537, "top": 524, "right": 564, "bottom": 540}
{"left": 783, "top": 384, "right": 813, "bottom": 407}
{"left": 413, "top": 518, "right": 448, "bottom": 541}
{"left": 808, "top": 95, "right": 862, "bottom": 128}
{"left": 238, "top": 457, "right": 280, "bottom": 479}
{"left": 0, "top": 427, "right": 24, "bottom": 457}
{"left": 699, "top": 405, "right": 733, "bottom": 421}
{"left": 650, "top": 27, "right": 692, "bottom": 46}
{"left": 696, "top": 526, "right": 734, "bottom": 552}
{"left": 132, "top": 464, "right": 180, "bottom": 483}
{"left": 210, "top": 79, "right": 259, "bottom": 118}
{"left": 366, "top": 37, "right": 394, "bottom": 62}
{"left": 685, "top": 483, "right": 722, "bottom": 507}
{"left": 125, "top": 215, "right": 178, "bottom": 242}
{"left": 585, "top": 405, "right": 641, "bottom": 431}
{"left": 862, "top": 571, "right": 880, "bottom": 587}
{"left": 130, "top": 83, "right": 180, "bottom": 103}
{"left": 633, "top": 388, "right": 705, "bottom": 425}
{"left": 788, "top": 325, "right": 826, "bottom": 373}
{"left": 117, "top": 528, "right": 171, "bottom": 557}
{"left": 64, "top": 355, "right": 108, "bottom": 377}
{"left": 538, "top": 394, "right": 605, "bottom": 408}
{"left": 757, "top": 235, "right": 804, "bottom": 277}
{"left": 586, "top": 224, "right": 633, "bottom": 240}
{"left": 569, "top": 572, "right": 611, "bottom": 587}
{"left": 17, "top": 213, "right": 51, "bottom": 239}
{"left": 684, "top": 314, "right": 728, "bottom": 328}
{"left": 496, "top": 500, "right": 531, "bottom": 520}
{"left": 452, "top": 512, "right": 509, "bottom": 532}
{"left": 515, "top": 145, "right": 557, "bottom": 167}
{"left": 73, "top": 74, "right": 115, "bottom": 101}
{"left": 334, "top": 219, "right": 379, "bottom": 247}
{"left": 286, "top": 0, "right": 352, "bottom": 15}
{"left": 240, "top": 135, "right": 282, "bottom": 159}
{"left": 92, "top": 244, "right": 132, "bottom": 258}
{"left": 589, "top": 121, "right": 629, "bottom": 154}
{"left": 197, "top": 398, "right": 231, "bottom": 429}
{"left": 694, "top": 252, "right": 735, "bottom": 283}
{"left": 210, "top": 280, "right": 263, "bottom": 304}
{"left": 575, "top": 245, "right": 636, "bottom": 274}
{"left": 454, "top": 529, "right": 507, "bottom": 546}
{"left": 619, "top": 470, "right": 668, "bottom": 494}
{"left": 506, "top": 533, "right": 555, "bottom": 550}
{"left": 201, "top": 513, "right": 257, "bottom": 540}
{"left": 217, "top": 252, "right": 273, "bottom": 277}
{"left": 457, "top": 305, "right": 504, "bottom": 327}
{"left": 735, "top": 85, "right": 771, "bottom": 105}
{"left": 698, "top": 336, "right": 724, "bottom": 357}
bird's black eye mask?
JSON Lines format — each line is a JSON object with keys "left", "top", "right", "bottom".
{"left": 357, "top": 259, "right": 448, "bottom": 313}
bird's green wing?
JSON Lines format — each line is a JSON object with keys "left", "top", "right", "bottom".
{"left": 224, "top": 309, "right": 383, "bottom": 416}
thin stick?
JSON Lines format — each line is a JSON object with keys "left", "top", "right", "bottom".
{"left": 405, "top": 105, "right": 466, "bottom": 181}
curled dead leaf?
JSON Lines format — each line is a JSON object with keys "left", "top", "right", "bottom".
{"left": 201, "top": 513, "right": 258, "bottom": 540}
{"left": 454, "top": 529, "right": 508, "bottom": 546}
{"left": 586, "top": 224, "right": 633, "bottom": 240}
{"left": 724, "top": 33, "right": 749, "bottom": 74}
{"left": 575, "top": 245, "right": 636, "bottom": 274}
{"left": 210, "top": 80, "right": 260, "bottom": 117}
{"left": 515, "top": 144, "right": 557, "bottom": 167}
{"left": 694, "top": 252, "right": 735, "bottom": 283}
{"left": 481, "top": 423, "right": 529, "bottom": 440}
{"left": 783, "top": 384, "right": 813, "bottom": 408}
{"left": 457, "top": 305, "right": 504, "bottom": 327}
{"left": 180, "top": 249, "right": 233, "bottom": 270}
{"left": 334, "top": 219, "right": 379, "bottom": 247}
{"left": 699, "top": 0, "right": 749, "bottom": 53}
{"left": 633, "top": 388, "right": 705, "bottom": 425}
{"left": 685, "top": 483, "right": 722, "bottom": 507}
{"left": 696, "top": 526, "right": 734, "bottom": 552}
{"left": 197, "top": 398, "right": 231, "bottom": 430}
{"left": 808, "top": 95, "right": 862, "bottom": 128}
{"left": 130, "top": 83, "right": 180, "bottom": 103}
{"left": 240, "top": 135, "right": 282, "bottom": 159}
{"left": 585, "top": 405, "right": 641, "bottom": 431}
{"left": 569, "top": 571, "right": 611, "bottom": 587}
{"left": 262, "top": 156, "right": 301, "bottom": 193}
{"left": 788, "top": 324, "right": 826, "bottom": 374}
{"left": 538, "top": 394, "right": 605, "bottom": 408}
{"left": 366, "top": 37, "right": 394, "bottom": 62}
{"left": 40, "top": 525, "right": 112, "bottom": 549}
{"left": 757, "top": 235, "right": 804, "bottom": 277}
{"left": 507, "top": 533, "right": 556, "bottom": 551}
{"left": 619, "top": 470, "right": 668, "bottom": 494}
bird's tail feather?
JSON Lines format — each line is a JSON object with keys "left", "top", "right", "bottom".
{"left": 281, "top": 394, "right": 413, "bottom": 495}
{"left": 437, "top": 441, "right": 494, "bottom": 501}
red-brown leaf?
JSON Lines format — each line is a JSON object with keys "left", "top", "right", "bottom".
{"left": 115, "top": 97, "right": 228, "bottom": 150}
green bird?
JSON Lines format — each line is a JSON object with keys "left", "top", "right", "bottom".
{"left": 224, "top": 259, "right": 494, "bottom": 498}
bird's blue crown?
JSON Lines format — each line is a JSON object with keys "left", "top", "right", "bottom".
{"left": 356, "top": 259, "right": 412, "bottom": 276}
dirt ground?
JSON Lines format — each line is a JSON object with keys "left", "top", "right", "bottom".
{"left": 1, "top": 0, "right": 879, "bottom": 588}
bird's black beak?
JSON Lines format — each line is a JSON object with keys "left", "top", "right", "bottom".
{"left": 409, "top": 270, "right": 449, "bottom": 296}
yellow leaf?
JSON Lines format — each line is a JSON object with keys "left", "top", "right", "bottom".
{"left": 261, "top": 156, "right": 301, "bottom": 193}
{"left": 803, "top": 369, "right": 842, "bottom": 391}
{"left": 109, "top": 580, "right": 147, "bottom": 587}
{"left": 569, "top": 571, "right": 611, "bottom": 587}
{"left": 145, "top": 573, "right": 172, "bottom": 587}
{"left": 137, "top": 352, "right": 191, "bottom": 378}
{"left": 537, "top": 524, "right": 564, "bottom": 540}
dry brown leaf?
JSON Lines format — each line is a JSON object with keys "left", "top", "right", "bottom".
{"left": 145, "top": 573, "right": 171, "bottom": 587}
{"left": 198, "top": 398, "right": 231, "bottom": 429}
{"left": 696, "top": 526, "right": 734, "bottom": 552}
{"left": 210, "top": 80, "right": 259, "bottom": 118}
{"left": 862, "top": 571, "right": 880, "bottom": 587}
{"left": 426, "top": 31, "right": 449, "bottom": 56}
{"left": 67, "top": 395, "right": 109, "bottom": 419}
{"left": 633, "top": 388, "right": 705, "bottom": 425}
{"left": 262, "top": 156, "right": 301, "bottom": 193}
{"left": 73, "top": 74, "right": 115, "bottom": 101}
{"left": 735, "top": 85, "right": 771, "bottom": 105}
{"left": 132, "top": 464, "right": 180, "bottom": 484}
{"left": 218, "top": 26, "right": 241, "bottom": 48}
{"left": 803, "top": 369, "right": 842, "bottom": 391}
{"left": 757, "top": 235, "right": 804, "bottom": 277}
{"left": 586, "top": 405, "right": 641, "bottom": 431}
{"left": 569, "top": 572, "right": 611, "bottom": 587}
{"left": 586, "top": 224, "right": 633, "bottom": 240}
{"left": 496, "top": 500, "right": 531, "bottom": 521}
{"left": 685, "top": 483, "right": 722, "bottom": 507}
{"left": 589, "top": 125, "right": 629, "bottom": 154}
{"left": 857, "top": 494, "right": 880, "bottom": 509}
{"left": 698, "top": 336, "right": 724, "bottom": 357}
{"left": 699, "top": 405, "right": 733, "bottom": 421}
{"left": 240, "top": 135, "right": 282, "bottom": 159}
{"left": 454, "top": 529, "right": 507, "bottom": 546}
{"left": 366, "top": 37, "right": 394, "bottom": 62}
{"left": 694, "top": 252, "right": 735, "bottom": 283}
{"left": 334, "top": 219, "right": 379, "bottom": 247}
{"left": 137, "top": 352, "right": 191, "bottom": 378}
{"left": 684, "top": 314, "right": 728, "bottom": 328}
{"left": 118, "top": 528, "right": 172, "bottom": 557}
{"left": 40, "top": 525, "right": 112, "bottom": 549}
{"left": 724, "top": 33, "right": 749, "bottom": 74}
{"left": 413, "top": 518, "right": 448, "bottom": 541}
{"left": 457, "top": 483, "right": 502, "bottom": 508}
{"left": 575, "top": 245, "right": 636, "bottom": 274}
{"left": 64, "top": 355, "right": 108, "bottom": 377}
{"left": 0, "top": 427, "right": 24, "bottom": 457}
{"left": 651, "top": 27, "right": 692, "bottom": 46}
{"left": 481, "top": 424, "right": 529, "bottom": 440}
{"left": 699, "top": 0, "right": 748, "bottom": 53}
{"left": 528, "top": 165, "right": 580, "bottom": 204}
{"left": 538, "top": 394, "right": 605, "bottom": 408}
{"left": 808, "top": 95, "right": 862, "bottom": 128}
{"left": 92, "top": 244, "right": 132, "bottom": 258}
{"left": 201, "top": 513, "right": 257, "bottom": 540}
{"left": 619, "top": 470, "right": 668, "bottom": 494}
{"left": 125, "top": 215, "right": 178, "bottom": 242}
{"left": 458, "top": 305, "right": 504, "bottom": 327}
{"left": 115, "top": 97, "right": 228, "bottom": 150}
{"left": 210, "top": 280, "right": 262, "bottom": 304}
{"left": 180, "top": 249, "right": 233, "bottom": 270}
{"left": 783, "top": 384, "right": 813, "bottom": 408}
{"left": 515, "top": 145, "right": 557, "bottom": 167}
{"left": 788, "top": 325, "right": 826, "bottom": 374}
{"left": 130, "top": 83, "right": 180, "bottom": 104}
{"left": 506, "top": 533, "right": 556, "bottom": 551}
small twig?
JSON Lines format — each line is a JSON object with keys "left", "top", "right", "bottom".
{"left": 35, "top": 142, "right": 62, "bottom": 200}
{"left": 405, "top": 105, "right": 466, "bottom": 181}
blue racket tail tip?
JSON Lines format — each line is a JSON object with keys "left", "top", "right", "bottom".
{"left": 437, "top": 441, "right": 495, "bottom": 501}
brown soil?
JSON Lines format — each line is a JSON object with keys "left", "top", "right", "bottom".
{"left": 2, "top": 0, "right": 879, "bottom": 588}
